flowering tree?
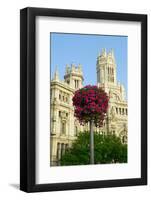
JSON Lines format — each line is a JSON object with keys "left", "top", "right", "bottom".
{"left": 72, "top": 85, "right": 109, "bottom": 164}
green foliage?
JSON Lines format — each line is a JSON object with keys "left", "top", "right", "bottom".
{"left": 60, "top": 131, "right": 127, "bottom": 166}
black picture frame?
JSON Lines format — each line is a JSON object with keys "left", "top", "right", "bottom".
{"left": 20, "top": 7, "right": 147, "bottom": 192}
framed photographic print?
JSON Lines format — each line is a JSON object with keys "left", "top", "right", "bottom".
{"left": 20, "top": 7, "right": 147, "bottom": 192}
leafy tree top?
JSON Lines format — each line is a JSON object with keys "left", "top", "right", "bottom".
{"left": 72, "top": 85, "right": 109, "bottom": 127}
{"left": 60, "top": 131, "right": 127, "bottom": 166}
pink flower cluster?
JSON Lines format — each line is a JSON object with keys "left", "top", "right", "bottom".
{"left": 72, "top": 85, "right": 109, "bottom": 127}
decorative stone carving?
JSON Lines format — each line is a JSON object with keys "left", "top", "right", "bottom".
{"left": 60, "top": 111, "right": 68, "bottom": 121}
{"left": 110, "top": 106, "right": 116, "bottom": 122}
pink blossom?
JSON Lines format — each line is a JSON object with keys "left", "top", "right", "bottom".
{"left": 72, "top": 85, "right": 109, "bottom": 127}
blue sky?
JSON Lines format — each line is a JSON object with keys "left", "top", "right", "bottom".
{"left": 50, "top": 33, "right": 127, "bottom": 93}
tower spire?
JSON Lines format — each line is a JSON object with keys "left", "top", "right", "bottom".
{"left": 53, "top": 65, "right": 59, "bottom": 81}
{"left": 108, "top": 48, "right": 115, "bottom": 59}
{"left": 101, "top": 48, "right": 107, "bottom": 57}
{"left": 96, "top": 49, "right": 117, "bottom": 85}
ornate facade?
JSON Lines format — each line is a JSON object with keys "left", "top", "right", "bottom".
{"left": 50, "top": 49, "right": 128, "bottom": 166}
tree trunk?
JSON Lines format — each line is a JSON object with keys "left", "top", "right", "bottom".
{"left": 90, "top": 120, "right": 94, "bottom": 164}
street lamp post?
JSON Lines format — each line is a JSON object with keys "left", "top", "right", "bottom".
{"left": 90, "top": 120, "right": 94, "bottom": 164}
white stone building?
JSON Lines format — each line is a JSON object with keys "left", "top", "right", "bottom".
{"left": 50, "top": 49, "right": 128, "bottom": 166}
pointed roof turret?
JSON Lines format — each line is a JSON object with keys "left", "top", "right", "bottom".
{"left": 108, "top": 49, "right": 115, "bottom": 59}
{"left": 65, "top": 64, "right": 70, "bottom": 75}
{"left": 53, "top": 66, "right": 59, "bottom": 81}
{"left": 101, "top": 48, "right": 107, "bottom": 57}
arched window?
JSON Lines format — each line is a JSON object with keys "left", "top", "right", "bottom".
{"left": 65, "top": 144, "right": 68, "bottom": 152}
{"left": 61, "top": 143, "right": 64, "bottom": 157}
{"left": 126, "top": 108, "right": 128, "bottom": 115}
{"left": 122, "top": 108, "right": 124, "bottom": 115}
{"left": 75, "top": 80, "right": 78, "bottom": 88}
{"left": 61, "top": 121, "right": 66, "bottom": 135}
